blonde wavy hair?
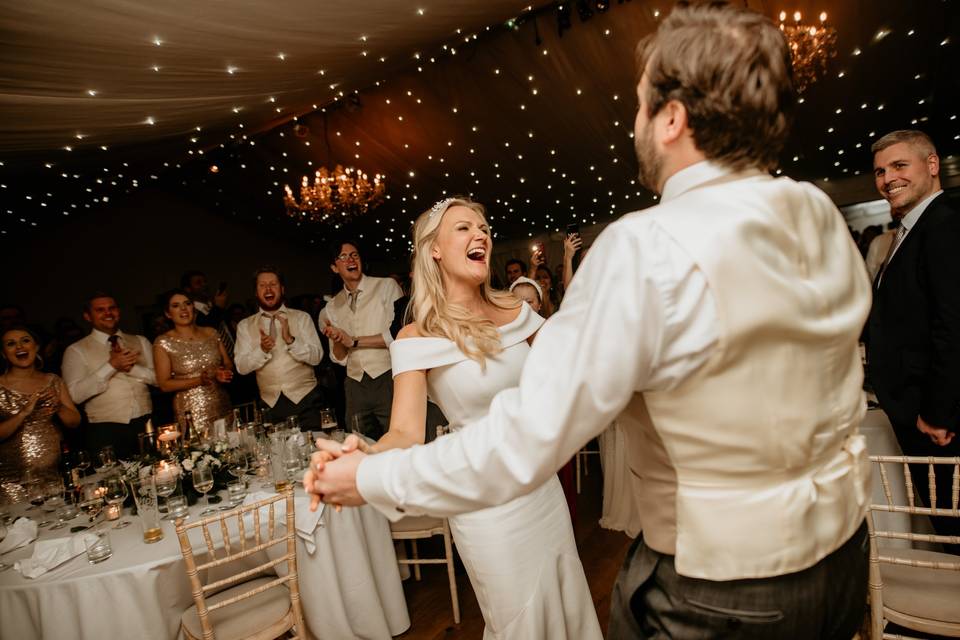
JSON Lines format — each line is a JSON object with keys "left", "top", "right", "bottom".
{"left": 407, "top": 197, "right": 520, "bottom": 367}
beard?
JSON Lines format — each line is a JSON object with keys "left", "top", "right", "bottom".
{"left": 634, "top": 122, "right": 663, "bottom": 194}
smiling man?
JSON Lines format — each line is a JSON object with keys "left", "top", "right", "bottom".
{"left": 319, "top": 240, "right": 403, "bottom": 439}
{"left": 62, "top": 292, "right": 157, "bottom": 458}
{"left": 867, "top": 129, "right": 960, "bottom": 548}
{"left": 234, "top": 266, "right": 324, "bottom": 430}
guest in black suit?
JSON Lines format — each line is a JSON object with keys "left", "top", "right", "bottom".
{"left": 867, "top": 129, "right": 960, "bottom": 546}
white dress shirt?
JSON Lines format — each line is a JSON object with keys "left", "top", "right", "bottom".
{"left": 62, "top": 330, "right": 156, "bottom": 423}
{"left": 234, "top": 305, "right": 323, "bottom": 406}
{"left": 319, "top": 275, "right": 403, "bottom": 382}
{"left": 357, "top": 161, "right": 724, "bottom": 516}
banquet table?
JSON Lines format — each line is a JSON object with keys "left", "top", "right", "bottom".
{"left": 0, "top": 486, "right": 410, "bottom": 640}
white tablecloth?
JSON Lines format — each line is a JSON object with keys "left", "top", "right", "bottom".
{"left": 0, "top": 487, "right": 410, "bottom": 640}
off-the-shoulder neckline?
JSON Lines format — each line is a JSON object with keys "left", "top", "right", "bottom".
{"left": 395, "top": 303, "right": 530, "bottom": 343}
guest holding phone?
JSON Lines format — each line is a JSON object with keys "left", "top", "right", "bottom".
{"left": 562, "top": 223, "right": 583, "bottom": 293}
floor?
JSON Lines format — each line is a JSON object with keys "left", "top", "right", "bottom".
{"left": 395, "top": 454, "right": 632, "bottom": 640}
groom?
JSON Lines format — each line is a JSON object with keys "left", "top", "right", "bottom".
{"left": 306, "top": 4, "right": 872, "bottom": 638}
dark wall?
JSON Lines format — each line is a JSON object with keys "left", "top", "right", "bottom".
{"left": 1, "top": 187, "right": 335, "bottom": 333}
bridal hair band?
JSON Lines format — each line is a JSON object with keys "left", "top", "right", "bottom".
{"left": 429, "top": 197, "right": 456, "bottom": 218}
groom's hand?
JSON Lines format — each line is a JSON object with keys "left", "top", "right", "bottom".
{"left": 308, "top": 450, "right": 367, "bottom": 508}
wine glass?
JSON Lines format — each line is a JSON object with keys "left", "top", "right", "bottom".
{"left": 192, "top": 464, "right": 216, "bottom": 516}
{"left": 103, "top": 475, "right": 131, "bottom": 529}
{"left": 154, "top": 462, "right": 180, "bottom": 520}
{"left": 38, "top": 477, "right": 65, "bottom": 527}
{"left": 78, "top": 480, "right": 105, "bottom": 524}
{"left": 226, "top": 447, "right": 248, "bottom": 480}
{"left": 75, "top": 451, "right": 92, "bottom": 476}
{"left": 98, "top": 446, "right": 117, "bottom": 470}
{"left": 50, "top": 491, "right": 79, "bottom": 530}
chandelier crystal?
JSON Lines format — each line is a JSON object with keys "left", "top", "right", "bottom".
{"left": 778, "top": 11, "right": 838, "bottom": 93}
{"left": 283, "top": 164, "right": 386, "bottom": 223}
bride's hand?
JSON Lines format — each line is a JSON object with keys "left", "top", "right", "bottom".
{"left": 304, "top": 449, "right": 336, "bottom": 512}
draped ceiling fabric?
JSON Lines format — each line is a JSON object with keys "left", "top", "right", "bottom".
{"left": 0, "top": 0, "right": 957, "bottom": 254}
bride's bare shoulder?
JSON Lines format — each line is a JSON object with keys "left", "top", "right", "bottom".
{"left": 396, "top": 323, "right": 423, "bottom": 340}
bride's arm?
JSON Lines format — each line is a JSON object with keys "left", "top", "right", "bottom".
{"left": 369, "top": 369, "right": 428, "bottom": 453}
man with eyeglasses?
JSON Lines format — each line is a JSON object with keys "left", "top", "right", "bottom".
{"left": 319, "top": 240, "right": 403, "bottom": 439}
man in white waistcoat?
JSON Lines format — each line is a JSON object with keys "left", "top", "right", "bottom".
{"left": 306, "top": 5, "right": 872, "bottom": 638}
{"left": 62, "top": 293, "right": 157, "bottom": 459}
{"left": 235, "top": 267, "right": 324, "bottom": 430}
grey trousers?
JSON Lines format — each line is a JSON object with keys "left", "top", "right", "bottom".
{"left": 608, "top": 522, "right": 868, "bottom": 639}
{"left": 344, "top": 372, "right": 393, "bottom": 440}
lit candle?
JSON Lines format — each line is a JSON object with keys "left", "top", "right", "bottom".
{"left": 105, "top": 503, "right": 120, "bottom": 520}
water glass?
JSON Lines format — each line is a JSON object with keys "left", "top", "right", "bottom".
{"left": 84, "top": 529, "right": 113, "bottom": 564}
{"left": 166, "top": 493, "right": 189, "bottom": 520}
{"left": 226, "top": 480, "right": 247, "bottom": 507}
{"left": 52, "top": 494, "right": 79, "bottom": 530}
{"left": 103, "top": 475, "right": 131, "bottom": 529}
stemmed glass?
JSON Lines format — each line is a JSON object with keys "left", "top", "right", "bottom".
{"left": 192, "top": 464, "right": 216, "bottom": 516}
{"left": 78, "top": 479, "right": 105, "bottom": 525}
{"left": 75, "top": 451, "right": 92, "bottom": 476}
{"left": 98, "top": 446, "right": 117, "bottom": 470}
{"left": 38, "top": 477, "right": 65, "bottom": 527}
{"left": 103, "top": 475, "right": 131, "bottom": 529}
{"left": 154, "top": 462, "right": 180, "bottom": 520}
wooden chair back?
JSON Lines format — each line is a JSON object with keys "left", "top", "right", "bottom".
{"left": 174, "top": 487, "right": 306, "bottom": 640}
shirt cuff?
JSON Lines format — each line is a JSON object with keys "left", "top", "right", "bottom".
{"left": 357, "top": 452, "right": 408, "bottom": 522}
{"left": 96, "top": 361, "right": 117, "bottom": 382}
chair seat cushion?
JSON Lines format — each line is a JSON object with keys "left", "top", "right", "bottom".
{"left": 880, "top": 548, "right": 960, "bottom": 624}
{"left": 181, "top": 576, "right": 291, "bottom": 640}
{"left": 390, "top": 515, "right": 444, "bottom": 535}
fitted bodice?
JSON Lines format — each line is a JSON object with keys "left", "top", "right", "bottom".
{"left": 0, "top": 375, "right": 63, "bottom": 501}
{"left": 155, "top": 333, "right": 231, "bottom": 432}
{"left": 389, "top": 303, "right": 543, "bottom": 430}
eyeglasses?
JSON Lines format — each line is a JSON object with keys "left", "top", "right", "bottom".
{"left": 336, "top": 252, "right": 360, "bottom": 262}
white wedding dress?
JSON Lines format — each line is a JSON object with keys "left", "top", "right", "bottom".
{"left": 390, "top": 303, "right": 602, "bottom": 639}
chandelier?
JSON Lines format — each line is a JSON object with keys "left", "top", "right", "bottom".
{"left": 778, "top": 11, "right": 837, "bottom": 93}
{"left": 283, "top": 164, "right": 386, "bottom": 223}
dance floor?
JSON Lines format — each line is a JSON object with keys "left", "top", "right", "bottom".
{"left": 397, "top": 455, "right": 632, "bottom": 639}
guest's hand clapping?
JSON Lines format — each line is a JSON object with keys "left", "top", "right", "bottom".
{"left": 277, "top": 314, "right": 294, "bottom": 345}
{"left": 214, "top": 366, "right": 233, "bottom": 384}
{"left": 322, "top": 320, "right": 354, "bottom": 347}
{"left": 109, "top": 348, "right": 139, "bottom": 373}
{"left": 259, "top": 328, "right": 275, "bottom": 353}
{"left": 917, "top": 415, "right": 956, "bottom": 447}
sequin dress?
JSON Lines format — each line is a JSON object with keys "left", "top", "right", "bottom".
{"left": 155, "top": 334, "right": 232, "bottom": 436}
{"left": 0, "top": 375, "right": 63, "bottom": 502}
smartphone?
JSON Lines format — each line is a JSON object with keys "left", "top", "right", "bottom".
{"left": 566, "top": 223, "right": 580, "bottom": 237}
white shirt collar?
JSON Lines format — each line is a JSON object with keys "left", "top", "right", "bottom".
{"left": 900, "top": 189, "right": 943, "bottom": 232}
{"left": 91, "top": 328, "right": 121, "bottom": 344}
{"left": 343, "top": 275, "right": 366, "bottom": 296}
{"left": 259, "top": 304, "right": 288, "bottom": 317}
{"left": 661, "top": 160, "right": 735, "bottom": 203}
{"left": 193, "top": 299, "right": 211, "bottom": 315}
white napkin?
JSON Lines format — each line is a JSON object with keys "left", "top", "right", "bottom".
{"left": 0, "top": 517, "right": 38, "bottom": 554}
{"left": 14, "top": 534, "right": 90, "bottom": 579}
{"left": 244, "top": 491, "right": 325, "bottom": 554}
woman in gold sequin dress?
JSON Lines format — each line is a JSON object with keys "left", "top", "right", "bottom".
{"left": 154, "top": 291, "right": 234, "bottom": 437}
{"left": 0, "top": 327, "right": 81, "bottom": 502}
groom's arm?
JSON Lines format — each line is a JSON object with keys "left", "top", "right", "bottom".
{"left": 353, "top": 219, "right": 717, "bottom": 520}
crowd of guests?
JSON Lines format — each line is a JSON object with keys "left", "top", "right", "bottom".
{"left": 0, "top": 237, "right": 586, "bottom": 504}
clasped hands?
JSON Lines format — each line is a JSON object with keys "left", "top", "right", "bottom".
{"left": 199, "top": 366, "right": 233, "bottom": 385}
{"left": 259, "top": 315, "right": 293, "bottom": 352}
{"left": 109, "top": 347, "right": 141, "bottom": 373}
{"left": 302, "top": 434, "right": 370, "bottom": 512}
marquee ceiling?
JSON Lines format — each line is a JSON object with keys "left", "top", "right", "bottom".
{"left": 1, "top": 0, "right": 957, "bottom": 256}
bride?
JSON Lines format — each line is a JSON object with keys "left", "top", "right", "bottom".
{"left": 308, "top": 197, "right": 601, "bottom": 639}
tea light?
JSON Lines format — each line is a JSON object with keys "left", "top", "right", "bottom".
{"left": 157, "top": 430, "right": 181, "bottom": 442}
{"left": 105, "top": 503, "right": 121, "bottom": 520}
